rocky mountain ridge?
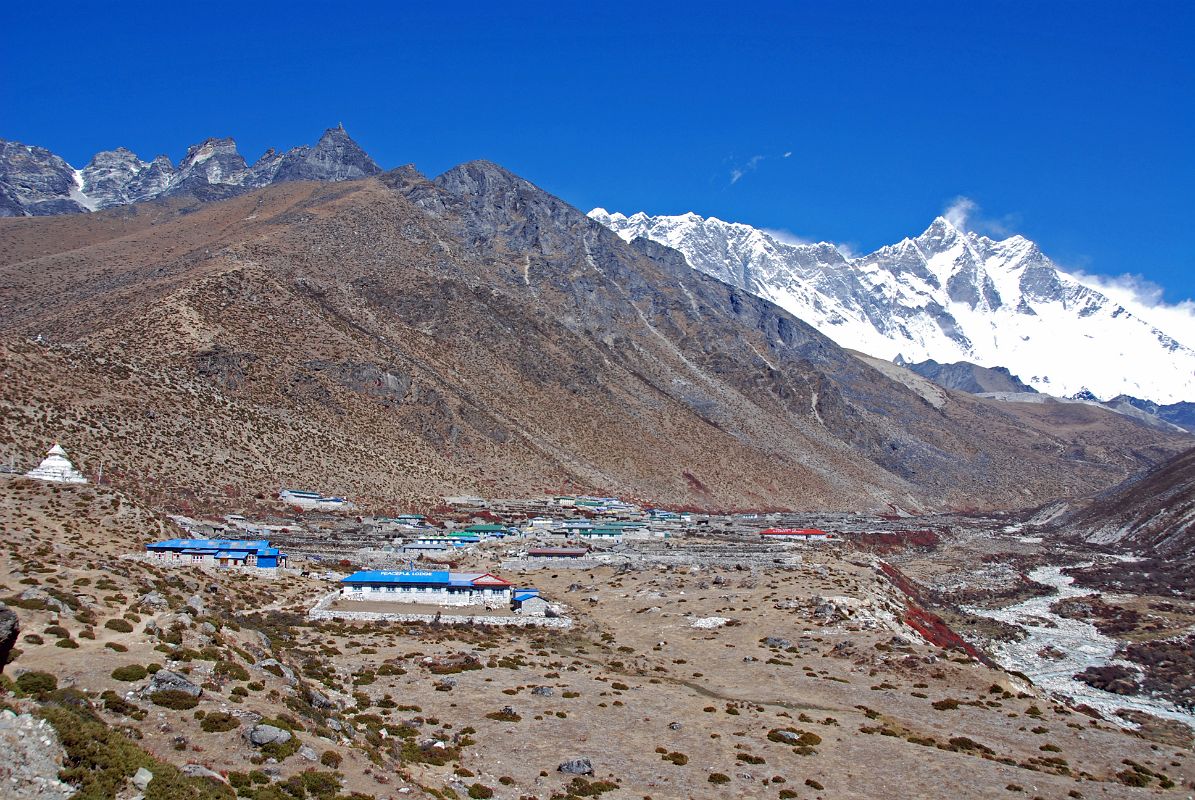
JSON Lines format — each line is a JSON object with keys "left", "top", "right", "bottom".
{"left": 1, "top": 162, "right": 1190, "bottom": 512}
{"left": 0, "top": 125, "right": 379, "bottom": 216}
{"left": 590, "top": 209, "right": 1195, "bottom": 405}
{"left": 897, "top": 357, "right": 1038, "bottom": 395}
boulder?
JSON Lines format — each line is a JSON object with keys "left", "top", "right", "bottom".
{"left": 763, "top": 636, "right": 791, "bottom": 649}
{"left": 246, "top": 724, "right": 292, "bottom": 747}
{"left": 558, "top": 757, "right": 594, "bottom": 775}
{"left": 19, "top": 588, "right": 70, "bottom": 614}
{"left": 305, "top": 686, "right": 339, "bottom": 709}
{"left": 530, "top": 686, "right": 554, "bottom": 697}
{"left": 146, "top": 669, "right": 202, "bottom": 698}
{"left": 132, "top": 767, "right": 154, "bottom": 791}
{"left": 140, "top": 591, "right": 169, "bottom": 610}
{"left": 185, "top": 595, "right": 206, "bottom": 616}
{"left": 181, "top": 764, "right": 225, "bottom": 782}
{"left": 299, "top": 745, "right": 318, "bottom": 762}
{"left": 0, "top": 710, "right": 76, "bottom": 800}
{"left": 257, "top": 658, "right": 297, "bottom": 686}
{"left": 0, "top": 602, "right": 19, "bottom": 673}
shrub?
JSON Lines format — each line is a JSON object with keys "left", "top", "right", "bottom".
{"left": 661, "top": 751, "right": 688, "bottom": 766}
{"left": 213, "top": 661, "right": 250, "bottom": 681}
{"left": 56, "top": 639, "right": 80, "bottom": 649}
{"left": 260, "top": 736, "right": 301, "bottom": 761}
{"left": 468, "top": 784, "right": 494, "bottom": 799}
{"left": 44, "top": 625, "right": 70, "bottom": 638}
{"left": 23, "top": 634, "right": 45, "bottom": 645}
{"left": 485, "top": 708, "right": 521, "bottom": 722}
{"left": 200, "top": 712, "right": 240, "bottom": 733}
{"left": 39, "top": 704, "right": 233, "bottom": 800}
{"left": 932, "top": 698, "right": 960, "bottom": 711}
{"left": 112, "top": 665, "right": 149, "bottom": 682}
{"left": 16, "top": 671, "right": 58, "bottom": 698}
{"left": 805, "top": 778, "right": 825, "bottom": 790}
{"left": 708, "top": 773, "right": 731, "bottom": 784}
{"left": 319, "top": 750, "right": 342, "bottom": 768}
{"left": 100, "top": 690, "right": 145, "bottom": 719}
{"left": 150, "top": 690, "right": 199, "bottom": 710}
{"left": 104, "top": 618, "right": 135, "bottom": 633}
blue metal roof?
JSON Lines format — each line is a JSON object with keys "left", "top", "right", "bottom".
{"left": 215, "top": 551, "right": 251, "bottom": 559}
{"left": 341, "top": 570, "right": 511, "bottom": 588}
{"left": 513, "top": 589, "right": 540, "bottom": 602}
{"left": 342, "top": 570, "right": 451, "bottom": 585}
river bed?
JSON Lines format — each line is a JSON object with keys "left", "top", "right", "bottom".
{"left": 963, "top": 564, "right": 1195, "bottom": 730}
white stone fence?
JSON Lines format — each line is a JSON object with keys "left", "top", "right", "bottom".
{"left": 305, "top": 592, "right": 572, "bottom": 628}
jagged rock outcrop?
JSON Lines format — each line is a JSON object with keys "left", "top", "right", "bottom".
{"left": 899, "top": 358, "right": 1037, "bottom": 395}
{"left": 0, "top": 125, "right": 379, "bottom": 216}
{"left": 0, "top": 140, "right": 85, "bottom": 216}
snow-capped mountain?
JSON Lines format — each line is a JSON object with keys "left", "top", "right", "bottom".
{"left": 589, "top": 209, "right": 1195, "bottom": 404}
{"left": 0, "top": 124, "right": 379, "bottom": 216}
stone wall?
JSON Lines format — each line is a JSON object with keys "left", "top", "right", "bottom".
{"left": 307, "top": 592, "right": 571, "bottom": 628}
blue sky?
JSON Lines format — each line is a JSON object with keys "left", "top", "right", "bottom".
{"left": 3, "top": 1, "right": 1193, "bottom": 307}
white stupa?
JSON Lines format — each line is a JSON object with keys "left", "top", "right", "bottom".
{"left": 25, "top": 443, "right": 88, "bottom": 484}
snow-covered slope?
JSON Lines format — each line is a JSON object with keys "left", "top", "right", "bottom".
{"left": 590, "top": 209, "right": 1195, "bottom": 404}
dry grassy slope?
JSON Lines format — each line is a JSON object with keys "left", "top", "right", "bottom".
{"left": 1061, "top": 445, "right": 1195, "bottom": 556}
{"left": 0, "top": 171, "right": 1189, "bottom": 513}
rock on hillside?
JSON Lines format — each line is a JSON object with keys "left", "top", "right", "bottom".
{"left": 0, "top": 166, "right": 1190, "bottom": 511}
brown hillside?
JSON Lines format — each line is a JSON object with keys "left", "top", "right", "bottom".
{"left": 0, "top": 167, "right": 1189, "bottom": 512}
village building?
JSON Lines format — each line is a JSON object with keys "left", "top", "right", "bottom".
{"left": 513, "top": 589, "right": 550, "bottom": 616}
{"left": 526, "top": 547, "right": 589, "bottom": 560}
{"left": 25, "top": 444, "right": 87, "bottom": 484}
{"left": 415, "top": 533, "right": 480, "bottom": 548}
{"left": 144, "top": 539, "right": 288, "bottom": 569}
{"left": 279, "top": 489, "right": 352, "bottom": 511}
{"left": 340, "top": 569, "right": 514, "bottom": 608}
{"left": 578, "top": 524, "right": 642, "bottom": 542}
{"left": 760, "top": 528, "right": 830, "bottom": 541}
{"left": 460, "top": 523, "right": 509, "bottom": 539}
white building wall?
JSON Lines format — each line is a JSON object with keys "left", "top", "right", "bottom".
{"left": 343, "top": 585, "right": 511, "bottom": 608}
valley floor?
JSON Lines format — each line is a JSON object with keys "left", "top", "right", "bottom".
{"left": 1, "top": 478, "right": 1191, "bottom": 799}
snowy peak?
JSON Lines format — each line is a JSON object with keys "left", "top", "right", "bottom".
{"left": 0, "top": 125, "right": 379, "bottom": 217}
{"left": 590, "top": 208, "right": 1195, "bottom": 404}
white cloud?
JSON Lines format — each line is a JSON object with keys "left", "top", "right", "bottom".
{"left": 942, "top": 195, "right": 1017, "bottom": 237}
{"left": 761, "top": 227, "right": 812, "bottom": 246}
{"left": 943, "top": 196, "right": 977, "bottom": 229}
{"left": 729, "top": 151, "right": 790, "bottom": 184}
{"left": 1071, "top": 270, "right": 1195, "bottom": 350}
